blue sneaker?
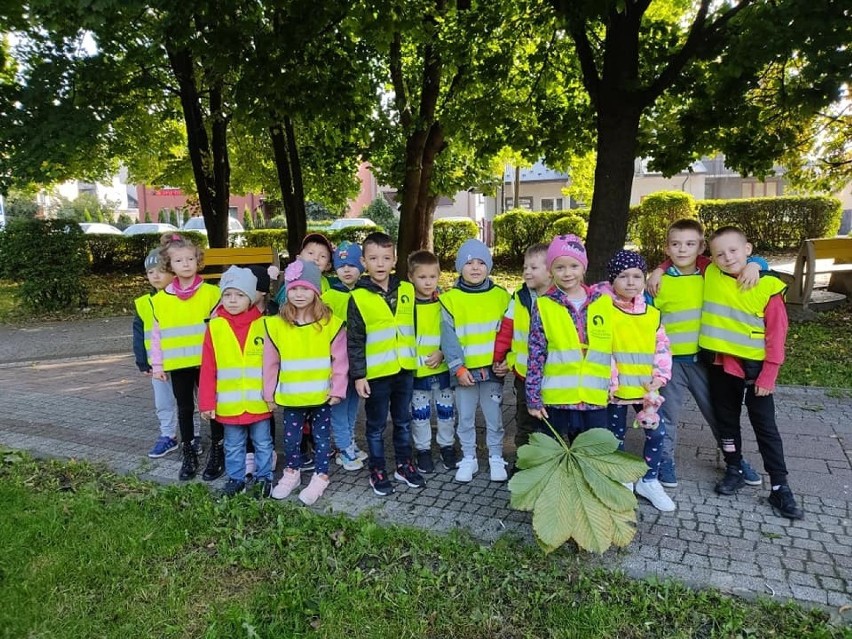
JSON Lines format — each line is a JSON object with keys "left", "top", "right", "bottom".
{"left": 740, "top": 459, "right": 762, "bottom": 486}
{"left": 658, "top": 461, "right": 678, "bottom": 488}
{"left": 148, "top": 436, "right": 178, "bottom": 459}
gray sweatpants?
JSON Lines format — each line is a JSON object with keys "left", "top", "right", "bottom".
{"left": 411, "top": 380, "right": 456, "bottom": 451}
{"left": 659, "top": 357, "right": 718, "bottom": 466}
{"left": 455, "top": 381, "right": 504, "bottom": 459}
{"left": 151, "top": 374, "right": 178, "bottom": 438}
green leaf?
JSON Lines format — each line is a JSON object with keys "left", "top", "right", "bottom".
{"left": 562, "top": 457, "right": 620, "bottom": 554}
{"left": 573, "top": 456, "right": 637, "bottom": 512}
{"left": 530, "top": 458, "right": 577, "bottom": 553}
{"left": 579, "top": 451, "right": 649, "bottom": 484}
{"left": 515, "top": 432, "right": 565, "bottom": 470}
{"left": 568, "top": 427, "right": 621, "bottom": 457}
{"left": 508, "top": 456, "right": 562, "bottom": 512}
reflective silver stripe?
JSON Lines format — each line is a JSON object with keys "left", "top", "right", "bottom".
{"left": 703, "top": 301, "right": 763, "bottom": 329}
{"left": 586, "top": 349, "right": 611, "bottom": 366}
{"left": 515, "top": 353, "right": 528, "bottom": 366}
{"left": 456, "top": 321, "right": 498, "bottom": 338}
{"left": 398, "top": 326, "right": 415, "bottom": 337}
{"left": 418, "top": 336, "right": 441, "bottom": 347}
{"left": 367, "top": 327, "right": 397, "bottom": 343}
{"left": 143, "top": 329, "right": 152, "bottom": 341}
{"left": 618, "top": 374, "right": 649, "bottom": 388}
{"left": 512, "top": 329, "right": 527, "bottom": 342}
{"left": 700, "top": 325, "right": 764, "bottom": 348}
{"left": 217, "top": 390, "right": 264, "bottom": 403}
{"left": 584, "top": 376, "right": 610, "bottom": 391}
{"left": 464, "top": 342, "right": 495, "bottom": 357}
{"left": 542, "top": 375, "right": 579, "bottom": 390}
{"left": 547, "top": 350, "right": 582, "bottom": 366}
{"left": 277, "top": 380, "right": 329, "bottom": 394}
{"left": 162, "top": 345, "right": 202, "bottom": 359}
{"left": 160, "top": 325, "right": 206, "bottom": 338}
{"left": 279, "top": 357, "right": 329, "bottom": 372}
{"left": 668, "top": 332, "right": 698, "bottom": 344}
{"left": 661, "top": 309, "right": 701, "bottom": 324}
{"left": 217, "top": 367, "right": 262, "bottom": 381}
{"left": 612, "top": 352, "right": 655, "bottom": 365}
{"left": 400, "top": 346, "right": 416, "bottom": 359}
{"left": 366, "top": 351, "right": 397, "bottom": 368}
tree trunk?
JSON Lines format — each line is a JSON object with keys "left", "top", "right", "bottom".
{"left": 207, "top": 84, "right": 231, "bottom": 249}
{"left": 585, "top": 104, "right": 641, "bottom": 282}
{"left": 269, "top": 117, "right": 307, "bottom": 259}
{"left": 514, "top": 165, "right": 521, "bottom": 209}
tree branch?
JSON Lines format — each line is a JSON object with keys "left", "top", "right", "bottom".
{"left": 389, "top": 32, "right": 412, "bottom": 130}
{"left": 566, "top": 18, "right": 601, "bottom": 108}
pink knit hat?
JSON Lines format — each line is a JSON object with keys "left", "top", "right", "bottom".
{"left": 546, "top": 234, "right": 588, "bottom": 270}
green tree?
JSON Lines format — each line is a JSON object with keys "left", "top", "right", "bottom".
{"left": 363, "top": 197, "right": 399, "bottom": 241}
{"left": 144, "top": 210, "right": 152, "bottom": 223}
{"left": 242, "top": 204, "right": 254, "bottom": 230}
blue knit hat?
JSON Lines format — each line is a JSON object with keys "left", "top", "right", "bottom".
{"left": 455, "top": 239, "right": 493, "bottom": 274}
{"left": 333, "top": 241, "right": 364, "bottom": 273}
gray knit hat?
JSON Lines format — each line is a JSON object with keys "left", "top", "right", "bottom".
{"left": 284, "top": 258, "right": 322, "bottom": 295}
{"left": 455, "top": 238, "right": 493, "bottom": 274}
{"left": 219, "top": 265, "right": 258, "bottom": 300}
{"left": 144, "top": 248, "right": 161, "bottom": 271}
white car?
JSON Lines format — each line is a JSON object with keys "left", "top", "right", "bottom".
{"left": 79, "top": 222, "right": 123, "bottom": 235}
{"left": 123, "top": 222, "right": 179, "bottom": 236}
{"left": 327, "top": 217, "right": 377, "bottom": 231}
{"left": 181, "top": 216, "right": 245, "bottom": 235}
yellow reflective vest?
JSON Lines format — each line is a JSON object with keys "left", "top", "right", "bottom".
{"left": 322, "top": 287, "right": 351, "bottom": 321}
{"left": 208, "top": 317, "right": 268, "bottom": 417}
{"left": 699, "top": 265, "right": 786, "bottom": 360}
{"left": 134, "top": 293, "right": 155, "bottom": 354}
{"left": 538, "top": 295, "right": 613, "bottom": 407}
{"left": 414, "top": 298, "right": 449, "bottom": 378}
{"left": 439, "top": 285, "right": 510, "bottom": 370}
{"left": 151, "top": 283, "right": 221, "bottom": 371}
{"left": 506, "top": 289, "right": 533, "bottom": 377}
{"left": 265, "top": 314, "right": 344, "bottom": 407}
{"left": 654, "top": 273, "right": 704, "bottom": 356}
{"left": 610, "top": 305, "right": 661, "bottom": 401}
{"left": 351, "top": 282, "right": 416, "bottom": 379}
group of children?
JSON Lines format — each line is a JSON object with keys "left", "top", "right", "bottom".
{"left": 131, "top": 220, "right": 803, "bottom": 520}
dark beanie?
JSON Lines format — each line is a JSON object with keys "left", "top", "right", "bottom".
{"left": 606, "top": 250, "right": 647, "bottom": 283}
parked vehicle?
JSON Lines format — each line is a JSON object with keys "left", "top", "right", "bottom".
{"left": 181, "top": 216, "right": 244, "bottom": 235}
{"left": 79, "top": 222, "right": 123, "bottom": 235}
{"left": 123, "top": 222, "right": 179, "bottom": 236}
{"left": 327, "top": 217, "right": 377, "bottom": 231}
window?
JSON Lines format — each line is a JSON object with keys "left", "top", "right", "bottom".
{"left": 741, "top": 181, "right": 778, "bottom": 198}
{"left": 228, "top": 206, "right": 239, "bottom": 217}
{"left": 540, "top": 197, "right": 564, "bottom": 211}
{"left": 504, "top": 197, "right": 533, "bottom": 210}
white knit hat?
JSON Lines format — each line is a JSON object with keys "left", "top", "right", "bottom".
{"left": 219, "top": 266, "right": 257, "bottom": 300}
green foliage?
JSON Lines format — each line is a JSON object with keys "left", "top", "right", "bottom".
{"left": 50, "top": 193, "right": 118, "bottom": 225}
{"left": 362, "top": 197, "right": 399, "bottom": 241}
{"left": 305, "top": 201, "right": 334, "bottom": 223}
{"left": 326, "top": 225, "right": 385, "bottom": 247}
{"left": 781, "top": 308, "right": 852, "bottom": 388}
{"left": 2, "top": 190, "right": 40, "bottom": 220}
{"left": 509, "top": 428, "right": 648, "bottom": 554}
{"left": 267, "top": 215, "right": 287, "bottom": 229}
{"left": 629, "top": 191, "right": 697, "bottom": 265}
{"left": 143, "top": 210, "right": 152, "bottom": 223}
{"left": 254, "top": 208, "right": 265, "bottom": 229}
{"left": 84, "top": 232, "right": 208, "bottom": 275}
{"left": 116, "top": 213, "right": 133, "bottom": 230}
{"left": 549, "top": 214, "right": 588, "bottom": 240}
{"left": 0, "top": 219, "right": 89, "bottom": 312}
{"left": 242, "top": 206, "right": 254, "bottom": 231}
{"left": 241, "top": 230, "right": 289, "bottom": 256}
{"left": 493, "top": 209, "right": 578, "bottom": 266}
{"left": 697, "top": 196, "right": 842, "bottom": 251}
{"left": 432, "top": 217, "right": 480, "bottom": 268}
{"left": 181, "top": 208, "right": 190, "bottom": 226}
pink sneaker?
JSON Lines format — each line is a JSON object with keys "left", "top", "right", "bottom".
{"left": 298, "top": 474, "right": 329, "bottom": 506}
{"left": 271, "top": 469, "right": 300, "bottom": 500}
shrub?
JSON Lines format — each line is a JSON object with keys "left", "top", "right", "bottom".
{"left": 630, "top": 191, "right": 697, "bottom": 265}
{"left": 267, "top": 215, "right": 287, "bottom": 229}
{"left": 241, "top": 229, "right": 289, "bottom": 256}
{"left": 548, "top": 214, "right": 587, "bottom": 239}
{"left": 697, "top": 196, "right": 842, "bottom": 250}
{"left": 363, "top": 197, "right": 399, "bottom": 240}
{"left": 306, "top": 201, "right": 334, "bottom": 222}
{"left": 493, "top": 209, "right": 569, "bottom": 266}
{"left": 242, "top": 206, "right": 254, "bottom": 231}
{"left": 326, "top": 225, "right": 385, "bottom": 246}
{"left": 84, "top": 232, "right": 208, "bottom": 274}
{"left": 433, "top": 217, "right": 480, "bottom": 267}
{"left": 0, "top": 219, "right": 89, "bottom": 312}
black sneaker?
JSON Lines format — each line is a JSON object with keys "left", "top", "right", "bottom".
{"left": 222, "top": 478, "right": 245, "bottom": 497}
{"left": 715, "top": 465, "right": 745, "bottom": 496}
{"left": 369, "top": 469, "right": 395, "bottom": 496}
{"left": 416, "top": 450, "right": 434, "bottom": 474}
{"left": 440, "top": 446, "right": 458, "bottom": 471}
{"left": 300, "top": 455, "right": 315, "bottom": 472}
{"left": 178, "top": 442, "right": 198, "bottom": 481}
{"left": 202, "top": 441, "right": 225, "bottom": 481}
{"left": 394, "top": 462, "right": 426, "bottom": 488}
{"left": 768, "top": 485, "right": 804, "bottom": 520}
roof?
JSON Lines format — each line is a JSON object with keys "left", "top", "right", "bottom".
{"left": 503, "top": 161, "right": 569, "bottom": 183}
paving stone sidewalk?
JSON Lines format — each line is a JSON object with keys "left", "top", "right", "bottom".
{"left": 0, "top": 318, "right": 849, "bottom": 610}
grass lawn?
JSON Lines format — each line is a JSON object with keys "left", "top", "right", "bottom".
{"left": 0, "top": 453, "right": 845, "bottom": 639}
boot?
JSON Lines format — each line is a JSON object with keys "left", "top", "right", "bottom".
{"left": 178, "top": 442, "right": 198, "bottom": 481}
{"left": 202, "top": 440, "right": 225, "bottom": 481}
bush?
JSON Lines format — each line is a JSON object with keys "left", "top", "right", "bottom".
{"left": 241, "top": 229, "right": 289, "bottom": 256}
{"left": 363, "top": 197, "right": 399, "bottom": 241}
{"left": 326, "top": 225, "right": 385, "bottom": 246}
{"left": 433, "top": 218, "right": 480, "bottom": 268}
{"left": 630, "top": 191, "right": 697, "bottom": 265}
{"left": 548, "top": 214, "right": 587, "bottom": 239}
{"left": 267, "top": 215, "right": 287, "bottom": 229}
{"left": 84, "top": 232, "right": 208, "bottom": 274}
{"left": 493, "top": 209, "right": 570, "bottom": 266}
{"left": 697, "top": 196, "right": 842, "bottom": 250}
{"left": 0, "top": 219, "right": 89, "bottom": 312}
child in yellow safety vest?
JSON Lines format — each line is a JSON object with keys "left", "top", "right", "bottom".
{"left": 525, "top": 234, "right": 612, "bottom": 441}
{"left": 150, "top": 233, "right": 222, "bottom": 482}
{"left": 603, "top": 250, "right": 675, "bottom": 513}
{"left": 408, "top": 250, "right": 457, "bottom": 475}
{"left": 199, "top": 266, "right": 274, "bottom": 497}
{"left": 323, "top": 241, "right": 369, "bottom": 471}
{"left": 440, "top": 239, "right": 511, "bottom": 483}
{"left": 700, "top": 226, "right": 803, "bottom": 520}
{"left": 263, "top": 259, "right": 349, "bottom": 505}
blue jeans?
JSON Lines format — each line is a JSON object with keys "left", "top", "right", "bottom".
{"left": 364, "top": 371, "right": 413, "bottom": 471}
{"left": 282, "top": 405, "right": 332, "bottom": 475}
{"left": 223, "top": 419, "right": 273, "bottom": 481}
{"left": 331, "top": 379, "right": 359, "bottom": 453}
{"left": 607, "top": 404, "right": 666, "bottom": 481}
{"left": 543, "top": 407, "right": 607, "bottom": 443}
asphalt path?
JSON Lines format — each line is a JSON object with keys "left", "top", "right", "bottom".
{"left": 0, "top": 316, "right": 131, "bottom": 364}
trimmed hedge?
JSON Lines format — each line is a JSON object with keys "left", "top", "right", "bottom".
{"left": 433, "top": 218, "right": 480, "bottom": 268}
{"left": 85, "top": 232, "right": 208, "bottom": 274}
{"left": 549, "top": 214, "right": 588, "bottom": 240}
{"left": 493, "top": 209, "right": 587, "bottom": 266}
{"left": 629, "top": 191, "right": 698, "bottom": 266}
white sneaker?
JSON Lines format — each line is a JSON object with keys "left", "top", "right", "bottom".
{"left": 489, "top": 456, "right": 508, "bottom": 482}
{"left": 635, "top": 479, "right": 676, "bottom": 512}
{"left": 353, "top": 447, "right": 368, "bottom": 462}
{"left": 245, "top": 453, "right": 256, "bottom": 477}
{"left": 455, "top": 457, "right": 479, "bottom": 483}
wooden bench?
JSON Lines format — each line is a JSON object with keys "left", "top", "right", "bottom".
{"left": 200, "top": 246, "right": 279, "bottom": 281}
{"left": 774, "top": 237, "right": 852, "bottom": 309}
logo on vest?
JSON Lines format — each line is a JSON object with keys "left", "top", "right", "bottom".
{"left": 592, "top": 314, "right": 605, "bottom": 326}
{"left": 253, "top": 336, "right": 264, "bottom": 346}
{"left": 401, "top": 294, "right": 410, "bottom": 304}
